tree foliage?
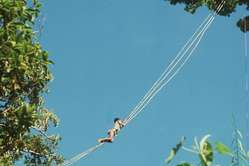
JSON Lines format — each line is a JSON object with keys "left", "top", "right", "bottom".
{"left": 0, "top": 0, "right": 63, "bottom": 165}
{"left": 165, "top": 132, "right": 249, "bottom": 166}
{"left": 166, "top": 0, "right": 249, "bottom": 32}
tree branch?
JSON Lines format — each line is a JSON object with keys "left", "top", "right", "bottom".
{"left": 0, "top": 123, "right": 6, "bottom": 127}
{"left": 22, "top": 149, "right": 45, "bottom": 157}
{"left": 31, "top": 126, "right": 54, "bottom": 141}
{"left": 22, "top": 148, "right": 57, "bottom": 158}
{"left": 0, "top": 107, "right": 11, "bottom": 115}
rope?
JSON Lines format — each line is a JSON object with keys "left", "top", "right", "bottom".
{"left": 60, "top": 143, "right": 104, "bottom": 166}
{"left": 125, "top": 16, "right": 213, "bottom": 124}
{"left": 123, "top": 14, "right": 213, "bottom": 124}
{"left": 61, "top": 1, "right": 225, "bottom": 165}
{"left": 124, "top": 1, "right": 225, "bottom": 125}
{"left": 125, "top": 18, "right": 213, "bottom": 124}
{"left": 124, "top": 1, "right": 225, "bottom": 124}
{"left": 124, "top": 16, "right": 213, "bottom": 124}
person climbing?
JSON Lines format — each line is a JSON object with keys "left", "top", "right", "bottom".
{"left": 98, "top": 118, "right": 125, "bottom": 143}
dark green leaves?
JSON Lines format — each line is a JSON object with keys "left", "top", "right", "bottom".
{"left": 165, "top": 136, "right": 186, "bottom": 164}
{"left": 177, "top": 163, "right": 192, "bottom": 166}
{"left": 237, "top": 16, "right": 249, "bottom": 32}
{"left": 166, "top": 0, "right": 249, "bottom": 32}
{"left": 199, "top": 135, "right": 213, "bottom": 166}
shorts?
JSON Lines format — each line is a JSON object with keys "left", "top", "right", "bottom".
{"left": 108, "top": 129, "right": 118, "bottom": 136}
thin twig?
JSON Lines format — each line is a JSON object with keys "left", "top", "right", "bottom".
{"left": 22, "top": 149, "right": 44, "bottom": 157}
{"left": 31, "top": 126, "right": 54, "bottom": 141}
{"left": 22, "top": 149, "right": 57, "bottom": 158}
{"left": 182, "top": 146, "right": 199, "bottom": 154}
{"left": 0, "top": 107, "right": 11, "bottom": 114}
{"left": 0, "top": 123, "right": 6, "bottom": 127}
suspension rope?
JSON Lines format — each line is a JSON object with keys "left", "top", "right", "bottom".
{"left": 60, "top": 1, "right": 225, "bottom": 165}
{"left": 124, "top": 16, "right": 213, "bottom": 124}
{"left": 124, "top": 1, "right": 225, "bottom": 125}
{"left": 125, "top": 19, "right": 212, "bottom": 124}
{"left": 124, "top": 1, "right": 225, "bottom": 124}
{"left": 123, "top": 14, "right": 213, "bottom": 123}
{"left": 61, "top": 143, "right": 104, "bottom": 166}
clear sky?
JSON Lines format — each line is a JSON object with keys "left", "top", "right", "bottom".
{"left": 37, "top": 0, "right": 248, "bottom": 165}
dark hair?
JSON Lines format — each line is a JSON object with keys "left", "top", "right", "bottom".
{"left": 114, "top": 118, "right": 120, "bottom": 123}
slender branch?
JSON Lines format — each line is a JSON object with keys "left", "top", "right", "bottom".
{"left": 22, "top": 149, "right": 57, "bottom": 158}
{"left": 0, "top": 107, "right": 11, "bottom": 114}
{"left": 0, "top": 123, "right": 6, "bottom": 127}
{"left": 22, "top": 149, "right": 45, "bottom": 157}
{"left": 182, "top": 146, "right": 199, "bottom": 154}
{"left": 31, "top": 126, "right": 53, "bottom": 141}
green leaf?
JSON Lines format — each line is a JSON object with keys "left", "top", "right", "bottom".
{"left": 199, "top": 135, "right": 213, "bottom": 166}
{"left": 10, "top": 41, "right": 16, "bottom": 46}
{"left": 165, "top": 136, "right": 186, "bottom": 164}
{"left": 177, "top": 162, "right": 192, "bottom": 166}
{"left": 166, "top": 150, "right": 175, "bottom": 164}
{"left": 199, "top": 135, "right": 211, "bottom": 148}
{"left": 215, "top": 142, "right": 232, "bottom": 155}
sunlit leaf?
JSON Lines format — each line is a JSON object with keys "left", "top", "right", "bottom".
{"left": 177, "top": 162, "right": 192, "bottom": 166}
{"left": 165, "top": 136, "right": 186, "bottom": 164}
{"left": 199, "top": 135, "right": 213, "bottom": 166}
{"left": 215, "top": 142, "right": 232, "bottom": 155}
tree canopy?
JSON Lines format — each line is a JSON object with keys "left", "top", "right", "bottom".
{"left": 166, "top": 0, "right": 249, "bottom": 32}
{"left": 0, "top": 0, "right": 63, "bottom": 165}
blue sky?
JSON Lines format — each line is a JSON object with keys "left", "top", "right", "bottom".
{"left": 37, "top": 0, "right": 248, "bottom": 165}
